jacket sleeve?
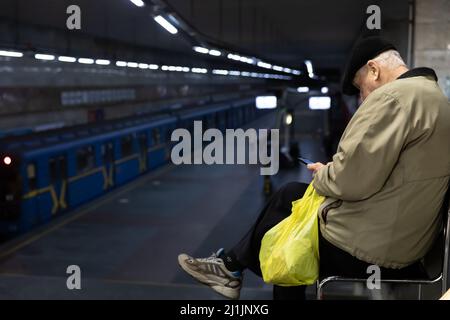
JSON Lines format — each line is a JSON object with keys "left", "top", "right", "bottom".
{"left": 313, "top": 92, "right": 410, "bottom": 201}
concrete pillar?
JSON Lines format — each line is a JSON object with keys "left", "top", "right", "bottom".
{"left": 414, "top": 0, "right": 450, "bottom": 98}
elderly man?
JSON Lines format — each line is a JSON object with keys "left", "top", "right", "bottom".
{"left": 178, "top": 37, "right": 450, "bottom": 300}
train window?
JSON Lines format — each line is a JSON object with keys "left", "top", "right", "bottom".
{"left": 76, "top": 146, "right": 95, "bottom": 173}
{"left": 27, "top": 163, "right": 37, "bottom": 191}
{"left": 121, "top": 135, "right": 134, "bottom": 157}
{"left": 49, "top": 158, "right": 58, "bottom": 183}
{"left": 151, "top": 128, "right": 161, "bottom": 145}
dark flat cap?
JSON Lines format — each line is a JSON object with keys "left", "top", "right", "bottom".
{"left": 342, "top": 36, "right": 396, "bottom": 95}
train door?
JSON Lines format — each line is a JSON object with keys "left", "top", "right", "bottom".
{"left": 48, "top": 155, "right": 68, "bottom": 216}
{"left": 0, "top": 156, "right": 22, "bottom": 223}
{"left": 102, "top": 142, "right": 115, "bottom": 190}
{"left": 138, "top": 133, "right": 148, "bottom": 173}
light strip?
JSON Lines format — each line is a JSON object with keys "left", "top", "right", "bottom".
{"left": 78, "top": 58, "right": 94, "bottom": 64}
{"left": 0, "top": 50, "right": 23, "bottom": 58}
{"left": 129, "top": 0, "right": 145, "bottom": 7}
{"left": 148, "top": 64, "right": 159, "bottom": 70}
{"left": 95, "top": 59, "right": 110, "bottom": 65}
{"left": 154, "top": 15, "right": 178, "bottom": 35}
{"left": 208, "top": 49, "right": 222, "bottom": 57}
{"left": 58, "top": 56, "right": 76, "bottom": 63}
{"left": 127, "top": 62, "right": 138, "bottom": 68}
{"left": 194, "top": 46, "right": 209, "bottom": 54}
{"left": 116, "top": 61, "right": 127, "bottom": 67}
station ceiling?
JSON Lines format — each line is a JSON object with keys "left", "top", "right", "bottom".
{"left": 0, "top": 0, "right": 411, "bottom": 79}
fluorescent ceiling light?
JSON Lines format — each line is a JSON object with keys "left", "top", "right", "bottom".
{"left": 35, "top": 53, "right": 55, "bottom": 61}
{"left": 229, "top": 71, "right": 240, "bottom": 76}
{"left": 321, "top": 87, "right": 329, "bottom": 94}
{"left": 292, "top": 70, "right": 301, "bottom": 75}
{"left": 208, "top": 49, "right": 222, "bottom": 57}
{"left": 297, "top": 86, "right": 309, "bottom": 93}
{"left": 95, "top": 59, "right": 110, "bottom": 65}
{"left": 272, "top": 65, "right": 283, "bottom": 72}
{"left": 257, "top": 61, "right": 272, "bottom": 69}
{"left": 256, "top": 96, "right": 277, "bottom": 109}
{"left": 305, "top": 60, "right": 314, "bottom": 77}
{"left": 191, "top": 68, "right": 207, "bottom": 74}
{"left": 78, "top": 58, "right": 94, "bottom": 64}
{"left": 116, "top": 61, "right": 127, "bottom": 67}
{"left": 154, "top": 15, "right": 178, "bottom": 35}
{"left": 161, "top": 65, "right": 169, "bottom": 71}
{"left": 194, "top": 46, "right": 209, "bottom": 54}
{"left": 148, "top": 64, "right": 159, "bottom": 70}
{"left": 182, "top": 67, "right": 190, "bottom": 72}
{"left": 0, "top": 50, "right": 23, "bottom": 58}
{"left": 138, "top": 63, "right": 148, "bottom": 69}
{"left": 58, "top": 56, "right": 76, "bottom": 63}
{"left": 129, "top": 0, "right": 145, "bottom": 7}
{"left": 309, "top": 96, "right": 331, "bottom": 110}
{"left": 127, "top": 62, "right": 138, "bottom": 68}
{"left": 212, "top": 69, "right": 228, "bottom": 75}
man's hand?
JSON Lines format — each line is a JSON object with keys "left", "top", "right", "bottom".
{"left": 307, "top": 162, "right": 326, "bottom": 175}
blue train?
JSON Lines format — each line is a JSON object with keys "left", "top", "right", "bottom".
{"left": 0, "top": 97, "right": 263, "bottom": 237}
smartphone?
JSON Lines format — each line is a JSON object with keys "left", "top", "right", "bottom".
{"left": 298, "top": 157, "right": 314, "bottom": 165}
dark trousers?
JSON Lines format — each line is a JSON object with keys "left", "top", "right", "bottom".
{"left": 230, "top": 182, "right": 427, "bottom": 300}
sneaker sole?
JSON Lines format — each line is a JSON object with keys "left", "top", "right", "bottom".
{"left": 177, "top": 255, "right": 239, "bottom": 300}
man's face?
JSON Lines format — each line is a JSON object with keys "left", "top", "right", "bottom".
{"left": 352, "top": 61, "right": 381, "bottom": 103}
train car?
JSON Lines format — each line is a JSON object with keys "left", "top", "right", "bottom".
{"left": 0, "top": 96, "right": 265, "bottom": 237}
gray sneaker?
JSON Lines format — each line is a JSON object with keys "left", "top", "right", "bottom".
{"left": 178, "top": 249, "right": 242, "bottom": 300}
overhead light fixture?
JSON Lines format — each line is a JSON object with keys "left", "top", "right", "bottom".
{"left": 212, "top": 69, "right": 228, "bottom": 75}
{"left": 191, "top": 68, "right": 207, "bottom": 74}
{"left": 297, "top": 87, "right": 309, "bottom": 93}
{"left": 116, "top": 61, "right": 127, "bottom": 67}
{"left": 256, "top": 96, "right": 277, "bottom": 109}
{"left": 272, "top": 65, "right": 283, "bottom": 72}
{"left": 321, "top": 87, "right": 329, "bottom": 94}
{"left": 208, "top": 49, "right": 222, "bottom": 57}
{"left": 309, "top": 96, "right": 331, "bottom": 110}
{"left": 127, "top": 62, "right": 138, "bottom": 68}
{"left": 292, "top": 70, "right": 301, "bottom": 75}
{"left": 148, "top": 64, "right": 159, "bottom": 70}
{"left": 161, "top": 65, "right": 169, "bottom": 71}
{"left": 129, "top": 0, "right": 145, "bottom": 7}
{"left": 95, "top": 59, "right": 110, "bottom": 65}
{"left": 138, "top": 63, "right": 148, "bottom": 69}
{"left": 229, "top": 71, "right": 241, "bottom": 76}
{"left": 0, "top": 50, "right": 23, "bottom": 58}
{"left": 154, "top": 15, "right": 178, "bottom": 35}
{"left": 58, "top": 56, "right": 76, "bottom": 63}
{"left": 194, "top": 46, "right": 209, "bottom": 54}
{"left": 305, "top": 60, "right": 314, "bottom": 77}
{"left": 78, "top": 58, "right": 94, "bottom": 64}
{"left": 257, "top": 61, "right": 272, "bottom": 69}
{"left": 35, "top": 53, "right": 55, "bottom": 61}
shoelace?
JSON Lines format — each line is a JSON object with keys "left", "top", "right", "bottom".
{"left": 197, "top": 252, "right": 222, "bottom": 264}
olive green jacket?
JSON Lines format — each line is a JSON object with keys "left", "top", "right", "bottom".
{"left": 313, "top": 68, "right": 450, "bottom": 269}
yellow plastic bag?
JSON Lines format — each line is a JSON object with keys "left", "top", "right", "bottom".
{"left": 259, "top": 182, "right": 325, "bottom": 286}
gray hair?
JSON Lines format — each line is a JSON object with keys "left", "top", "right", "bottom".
{"left": 355, "top": 49, "right": 406, "bottom": 79}
{"left": 372, "top": 50, "right": 406, "bottom": 69}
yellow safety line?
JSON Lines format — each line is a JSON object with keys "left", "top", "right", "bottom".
{"left": 114, "top": 154, "right": 139, "bottom": 165}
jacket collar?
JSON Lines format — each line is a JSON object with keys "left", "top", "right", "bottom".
{"left": 397, "top": 67, "right": 438, "bottom": 81}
